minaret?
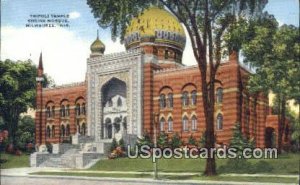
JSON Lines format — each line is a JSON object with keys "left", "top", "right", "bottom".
{"left": 35, "top": 52, "right": 44, "bottom": 145}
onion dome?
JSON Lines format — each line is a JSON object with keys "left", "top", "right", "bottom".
{"left": 124, "top": 6, "right": 186, "bottom": 51}
{"left": 90, "top": 31, "right": 105, "bottom": 56}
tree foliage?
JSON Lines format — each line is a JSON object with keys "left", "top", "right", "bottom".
{"left": 0, "top": 59, "right": 51, "bottom": 145}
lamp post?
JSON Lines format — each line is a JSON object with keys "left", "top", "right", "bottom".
{"left": 153, "top": 112, "right": 159, "bottom": 180}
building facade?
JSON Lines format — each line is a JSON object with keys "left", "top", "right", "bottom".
{"left": 35, "top": 6, "right": 289, "bottom": 149}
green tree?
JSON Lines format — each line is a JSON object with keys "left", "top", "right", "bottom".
{"left": 157, "top": 132, "right": 169, "bottom": 148}
{"left": 87, "top": 0, "right": 267, "bottom": 175}
{"left": 229, "top": 123, "right": 254, "bottom": 156}
{"left": 188, "top": 134, "right": 197, "bottom": 146}
{"left": 15, "top": 116, "right": 35, "bottom": 151}
{"left": 241, "top": 23, "right": 299, "bottom": 153}
{"left": 169, "top": 132, "right": 182, "bottom": 149}
{"left": 0, "top": 59, "right": 51, "bottom": 146}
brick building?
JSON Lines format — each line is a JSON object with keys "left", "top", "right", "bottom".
{"left": 35, "top": 6, "right": 289, "bottom": 149}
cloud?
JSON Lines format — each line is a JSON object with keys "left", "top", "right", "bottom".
{"left": 69, "top": 11, "right": 81, "bottom": 19}
{"left": 1, "top": 26, "right": 90, "bottom": 85}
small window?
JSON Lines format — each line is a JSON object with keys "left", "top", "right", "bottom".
{"left": 164, "top": 49, "right": 169, "bottom": 59}
{"left": 182, "top": 116, "right": 188, "bottom": 131}
{"left": 216, "top": 88, "right": 223, "bottom": 103}
{"left": 66, "top": 105, "right": 70, "bottom": 116}
{"left": 82, "top": 103, "right": 86, "bottom": 115}
{"left": 160, "top": 94, "right": 166, "bottom": 109}
{"left": 61, "top": 125, "right": 66, "bottom": 137}
{"left": 160, "top": 117, "right": 165, "bottom": 132}
{"left": 51, "top": 106, "right": 55, "bottom": 118}
{"left": 191, "top": 90, "right": 197, "bottom": 105}
{"left": 168, "top": 117, "right": 173, "bottom": 132}
{"left": 117, "top": 97, "right": 122, "bottom": 107}
{"left": 191, "top": 116, "right": 197, "bottom": 131}
{"left": 66, "top": 124, "right": 70, "bottom": 136}
{"left": 76, "top": 104, "right": 81, "bottom": 115}
{"left": 46, "top": 107, "right": 51, "bottom": 118}
{"left": 182, "top": 91, "right": 189, "bottom": 107}
{"left": 167, "top": 93, "right": 173, "bottom": 108}
{"left": 46, "top": 126, "right": 51, "bottom": 138}
{"left": 61, "top": 105, "right": 66, "bottom": 117}
{"left": 216, "top": 114, "right": 223, "bottom": 130}
{"left": 51, "top": 125, "right": 55, "bottom": 137}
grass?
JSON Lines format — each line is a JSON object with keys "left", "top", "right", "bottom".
{"left": 0, "top": 152, "right": 30, "bottom": 169}
{"left": 31, "top": 171, "right": 299, "bottom": 184}
{"left": 89, "top": 153, "right": 300, "bottom": 175}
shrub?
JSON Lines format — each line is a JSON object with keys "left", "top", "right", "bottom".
{"left": 110, "top": 138, "right": 118, "bottom": 152}
{"left": 170, "top": 133, "right": 182, "bottom": 149}
{"left": 188, "top": 134, "right": 197, "bottom": 146}
{"left": 45, "top": 142, "right": 52, "bottom": 153}
{"left": 157, "top": 132, "right": 169, "bottom": 148}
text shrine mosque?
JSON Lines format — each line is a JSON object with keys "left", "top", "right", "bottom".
{"left": 31, "top": 7, "right": 290, "bottom": 168}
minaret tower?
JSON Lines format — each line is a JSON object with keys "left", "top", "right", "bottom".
{"left": 35, "top": 52, "right": 44, "bottom": 145}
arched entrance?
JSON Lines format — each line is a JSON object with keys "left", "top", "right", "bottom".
{"left": 265, "top": 127, "right": 275, "bottom": 148}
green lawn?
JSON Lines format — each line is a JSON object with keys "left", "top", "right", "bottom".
{"left": 31, "top": 171, "right": 298, "bottom": 184}
{"left": 89, "top": 153, "right": 300, "bottom": 174}
{"left": 0, "top": 152, "right": 30, "bottom": 169}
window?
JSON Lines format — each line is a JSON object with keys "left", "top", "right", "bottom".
{"left": 159, "top": 94, "right": 166, "bottom": 109}
{"left": 60, "top": 105, "right": 66, "bottom": 117}
{"left": 191, "top": 90, "right": 197, "bottom": 105}
{"left": 182, "top": 91, "right": 189, "bottom": 107}
{"left": 191, "top": 116, "right": 197, "bottom": 131}
{"left": 66, "top": 105, "right": 70, "bottom": 116}
{"left": 61, "top": 125, "right": 65, "bottom": 137}
{"left": 216, "top": 114, "right": 223, "bottom": 130}
{"left": 46, "top": 107, "right": 51, "bottom": 118}
{"left": 51, "top": 125, "right": 55, "bottom": 137}
{"left": 66, "top": 124, "right": 70, "bottom": 136}
{"left": 216, "top": 88, "right": 223, "bottom": 103}
{"left": 165, "top": 49, "right": 169, "bottom": 59}
{"left": 168, "top": 117, "right": 173, "bottom": 132}
{"left": 51, "top": 106, "right": 55, "bottom": 117}
{"left": 167, "top": 93, "right": 173, "bottom": 108}
{"left": 82, "top": 123, "right": 86, "bottom": 136}
{"left": 46, "top": 126, "right": 51, "bottom": 138}
{"left": 182, "top": 116, "right": 188, "bottom": 131}
{"left": 117, "top": 97, "right": 122, "bottom": 107}
{"left": 76, "top": 104, "right": 81, "bottom": 116}
{"left": 160, "top": 118, "right": 165, "bottom": 132}
{"left": 81, "top": 103, "right": 86, "bottom": 115}
{"left": 108, "top": 99, "right": 113, "bottom": 107}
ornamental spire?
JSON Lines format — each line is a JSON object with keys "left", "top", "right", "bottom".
{"left": 38, "top": 52, "right": 43, "bottom": 70}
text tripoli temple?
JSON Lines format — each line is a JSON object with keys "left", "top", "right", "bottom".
{"left": 31, "top": 7, "right": 289, "bottom": 168}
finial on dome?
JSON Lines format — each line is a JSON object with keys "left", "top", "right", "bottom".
{"left": 90, "top": 30, "right": 105, "bottom": 57}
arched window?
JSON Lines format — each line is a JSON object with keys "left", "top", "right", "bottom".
{"left": 168, "top": 117, "right": 173, "bottom": 132}
{"left": 191, "top": 90, "right": 197, "bottom": 105}
{"left": 159, "top": 94, "right": 166, "bottom": 109}
{"left": 165, "top": 49, "right": 169, "bottom": 59}
{"left": 66, "top": 124, "right": 70, "bottom": 136}
{"left": 182, "top": 91, "right": 189, "bottom": 107}
{"left": 117, "top": 97, "right": 122, "bottom": 107}
{"left": 60, "top": 105, "right": 65, "bottom": 117}
{"left": 81, "top": 103, "right": 86, "bottom": 115}
{"left": 108, "top": 98, "right": 113, "bottom": 107}
{"left": 51, "top": 125, "right": 55, "bottom": 137}
{"left": 167, "top": 93, "right": 173, "bottom": 108}
{"left": 216, "top": 88, "right": 223, "bottom": 103}
{"left": 160, "top": 117, "right": 165, "bottom": 132}
{"left": 182, "top": 116, "right": 188, "bottom": 131}
{"left": 76, "top": 103, "right": 81, "bottom": 116}
{"left": 51, "top": 106, "right": 55, "bottom": 118}
{"left": 46, "top": 126, "right": 51, "bottom": 138}
{"left": 216, "top": 114, "right": 223, "bottom": 130}
{"left": 61, "top": 125, "right": 65, "bottom": 137}
{"left": 191, "top": 116, "right": 197, "bottom": 131}
{"left": 82, "top": 123, "right": 86, "bottom": 136}
{"left": 46, "top": 107, "right": 51, "bottom": 118}
{"left": 66, "top": 105, "right": 70, "bottom": 116}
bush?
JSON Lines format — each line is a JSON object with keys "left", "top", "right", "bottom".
{"left": 137, "top": 131, "right": 153, "bottom": 148}
{"left": 170, "top": 133, "right": 182, "bottom": 149}
{"left": 188, "top": 134, "right": 197, "bottom": 146}
{"left": 45, "top": 142, "right": 52, "bottom": 153}
{"left": 110, "top": 138, "right": 118, "bottom": 152}
{"left": 157, "top": 132, "right": 169, "bottom": 148}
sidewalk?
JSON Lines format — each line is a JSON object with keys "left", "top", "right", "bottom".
{"left": 1, "top": 167, "right": 299, "bottom": 185}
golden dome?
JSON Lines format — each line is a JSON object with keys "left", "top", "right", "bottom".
{"left": 124, "top": 6, "right": 186, "bottom": 50}
{"left": 90, "top": 35, "right": 105, "bottom": 54}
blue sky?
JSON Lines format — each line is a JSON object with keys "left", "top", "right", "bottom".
{"left": 1, "top": 0, "right": 299, "bottom": 84}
